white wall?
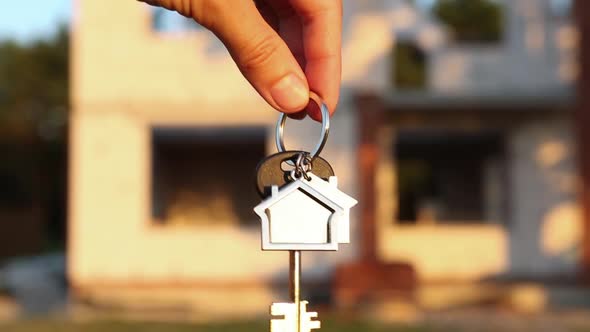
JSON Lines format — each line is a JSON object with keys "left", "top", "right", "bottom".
{"left": 508, "top": 117, "right": 581, "bottom": 276}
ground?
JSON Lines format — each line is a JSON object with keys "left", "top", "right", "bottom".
{"left": 1, "top": 312, "right": 590, "bottom": 332}
{"left": 0, "top": 320, "right": 430, "bottom": 332}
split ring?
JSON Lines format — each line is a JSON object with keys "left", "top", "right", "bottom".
{"left": 275, "top": 91, "right": 330, "bottom": 159}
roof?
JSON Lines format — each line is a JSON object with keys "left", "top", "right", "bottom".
{"left": 255, "top": 173, "right": 357, "bottom": 214}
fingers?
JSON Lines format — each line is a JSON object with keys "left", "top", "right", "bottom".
{"left": 287, "top": 0, "right": 342, "bottom": 121}
{"left": 202, "top": 1, "right": 310, "bottom": 114}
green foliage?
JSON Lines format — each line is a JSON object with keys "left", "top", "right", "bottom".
{"left": 393, "top": 42, "right": 427, "bottom": 90}
{"left": 433, "top": 0, "right": 503, "bottom": 43}
{"left": 0, "top": 26, "right": 69, "bottom": 139}
{"left": 0, "top": 28, "right": 69, "bottom": 251}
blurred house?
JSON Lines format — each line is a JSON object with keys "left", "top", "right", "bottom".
{"left": 69, "top": 0, "right": 584, "bottom": 314}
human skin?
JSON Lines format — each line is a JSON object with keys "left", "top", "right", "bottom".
{"left": 138, "top": 0, "right": 342, "bottom": 120}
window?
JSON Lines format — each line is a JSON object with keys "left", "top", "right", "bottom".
{"left": 433, "top": 0, "right": 503, "bottom": 43}
{"left": 395, "top": 130, "right": 505, "bottom": 224}
{"left": 392, "top": 41, "right": 427, "bottom": 90}
{"left": 151, "top": 7, "right": 203, "bottom": 32}
{"left": 151, "top": 127, "right": 266, "bottom": 226}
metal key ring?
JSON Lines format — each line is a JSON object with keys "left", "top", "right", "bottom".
{"left": 275, "top": 91, "right": 330, "bottom": 159}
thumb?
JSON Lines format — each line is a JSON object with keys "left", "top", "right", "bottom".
{"left": 204, "top": 2, "right": 309, "bottom": 113}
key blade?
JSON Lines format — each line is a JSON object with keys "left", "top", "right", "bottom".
{"left": 256, "top": 151, "right": 335, "bottom": 198}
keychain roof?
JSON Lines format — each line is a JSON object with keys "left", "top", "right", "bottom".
{"left": 254, "top": 173, "right": 357, "bottom": 251}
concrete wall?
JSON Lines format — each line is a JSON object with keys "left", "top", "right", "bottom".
{"left": 430, "top": 0, "right": 577, "bottom": 93}
{"left": 508, "top": 116, "right": 581, "bottom": 277}
{"left": 340, "top": 0, "right": 576, "bottom": 93}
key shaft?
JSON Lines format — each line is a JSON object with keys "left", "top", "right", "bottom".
{"left": 290, "top": 250, "right": 301, "bottom": 332}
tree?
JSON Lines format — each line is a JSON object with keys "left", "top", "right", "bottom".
{"left": 0, "top": 27, "right": 69, "bottom": 140}
{"left": 0, "top": 27, "right": 69, "bottom": 255}
{"left": 434, "top": 0, "right": 503, "bottom": 43}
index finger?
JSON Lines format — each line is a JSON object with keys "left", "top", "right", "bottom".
{"left": 290, "top": 0, "right": 342, "bottom": 120}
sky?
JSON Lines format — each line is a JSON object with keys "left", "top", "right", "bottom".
{"left": 0, "top": 0, "right": 71, "bottom": 42}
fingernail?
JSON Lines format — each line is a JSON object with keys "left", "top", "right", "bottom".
{"left": 270, "top": 74, "right": 309, "bottom": 112}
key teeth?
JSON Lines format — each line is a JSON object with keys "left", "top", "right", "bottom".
{"left": 307, "top": 321, "right": 321, "bottom": 330}
{"left": 302, "top": 319, "right": 321, "bottom": 332}
{"left": 269, "top": 301, "right": 321, "bottom": 332}
{"left": 270, "top": 302, "right": 289, "bottom": 315}
{"left": 301, "top": 306, "right": 321, "bottom": 332}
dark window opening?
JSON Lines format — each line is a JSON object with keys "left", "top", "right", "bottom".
{"left": 433, "top": 0, "right": 504, "bottom": 43}
{"left": 151, "top": 127, "right": 266, "bottom": 227}
{"left": 393, "top": 41, "right": 427, "bottom": 90}
{"left": 395, "top": 130, "right": 505, "bottom": 224}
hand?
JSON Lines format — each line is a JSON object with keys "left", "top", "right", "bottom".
{"left": 139, "top": 0, "right": 342, "bottom": 120}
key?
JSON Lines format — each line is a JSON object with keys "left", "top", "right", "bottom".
{"left": 254, "top": 92, "right": 357, "bottom": 332}
{"left": 255, "top": 150, "right": 334, "bottom": 198}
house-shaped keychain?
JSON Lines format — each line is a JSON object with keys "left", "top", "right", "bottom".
{"left": 254, "top": 173, "right": 358, "bottom": 251}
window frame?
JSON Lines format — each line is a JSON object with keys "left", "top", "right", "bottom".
{"left": 149, "top": 126, "right": 267, "bottom": 228}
